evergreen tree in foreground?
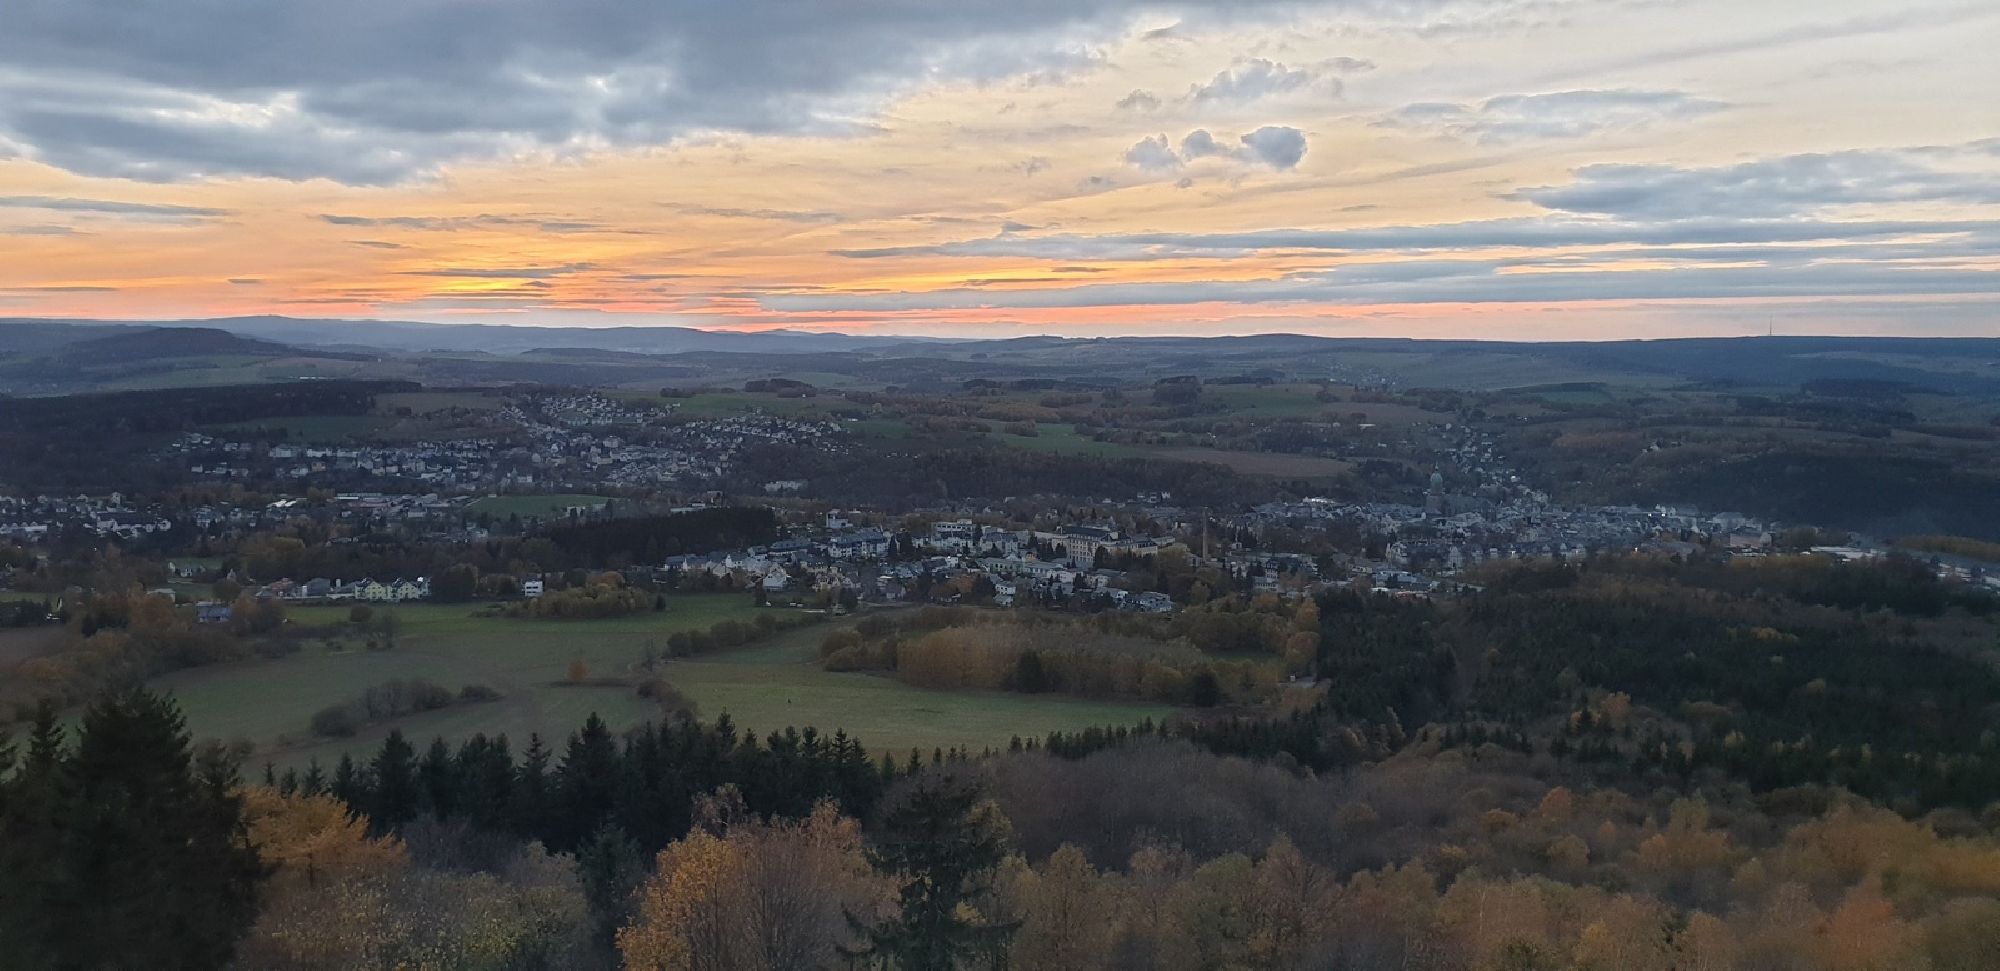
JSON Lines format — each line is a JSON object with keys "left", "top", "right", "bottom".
{"left": 844, "top": 775, "right": 1017, "bottom": 970}
{"left": 0, "top": 689, "right": 264, "bottom": 970}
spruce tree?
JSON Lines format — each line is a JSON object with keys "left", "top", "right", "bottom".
{"left": 0, "top": 689, "right": 262, "bottom": 969}
{"left": 369, "top": 729, "right": 419, "bottom": 831}
{"left": 846, "top": 775, "right": 1017, "bottom": 970}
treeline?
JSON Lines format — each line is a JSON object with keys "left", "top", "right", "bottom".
{"left": 724, "top": 441, "right": 1284, "bottom": 507}
{"left": 1024, "top": 556, "right": 2000, "bottom": 813}
{"left": 229, "top": 508, "right": 775, "bottom": 586}
{"left": 1644, "top": 451, "right": 2000, "bottom": 542}
{"left": 662, "top": 608, "right": 823, "bottom": 657}
{"left": 546, "top": 506, "right": 779, "bottom": 564}
{"left": 1297, "top": 557, "right": 2000, "bottom": 811}
{"left": 819, "top": 609, "right": 1280, "bottom": 706}
{"left": 307, "top": 712, "right": 885, "bottom": 857}
{"left": 0, "top": 380, "right": 410, "bottom": 491}
{"left": 504, "top": 574, "right": 651, "bottom": 619}
{"left": 308, "top": 678, "right": 498, "bottom": 738}
{"left": 0, "top": 591, "right": 270, "bottom": 722}
{"left": 15, "top": 688, "right": 2000, "bottom": 969}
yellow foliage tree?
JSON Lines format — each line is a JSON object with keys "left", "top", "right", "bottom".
{"left": 241, "top": 787, "right": 407, "bottom": 890}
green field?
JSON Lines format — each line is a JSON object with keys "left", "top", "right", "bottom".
{"left": 467, "top": 494, "right": 613, "bottom": 518}
{"left": 202, "top": 414, "right": 391, "bottom": 441}
{"left": 152, "top": 599, "right": 1170, "bottom": 770}
{"left": 375, "top": 390, "right": 507, "bottom": 414}
{"left": 988, "top": 422, "right": 1154, "bottom": 458}
{"left": 661, "top": 392, "right": 828, "bottom": 418}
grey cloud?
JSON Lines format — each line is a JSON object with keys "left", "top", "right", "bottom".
{"left": 1239, "top": 126, "right": 1306, "bottom": 169}
{"left": 0, "top": 194, "right": 227, "bottom": 219}
{"left": 1188, "top": 58, "right": 1323, "bottom": 102}
{"left": 1116, "top": 90, "right": 1162, "bottom": 111}
{"left": 1515, "top": 149, "right": 2000, "bottom": 219}
{"left": 666, "top": 204, "right": 844, "bottom": 223}
{"left": 1126, "top": 125, "right": 1307, "bottom": 172}
{"left": 1, "top": 225, "right": 88, "bottom": 236}
{"left": 227, "top": 277, "right": 261, "bottom": 285}
{"left": 1381, "top": 89, "right": 1726, "bottom": 144}
{"left": 0, "top": 0, "right": 1307, "bottom": 184}
{"left": 319, "top": 212, "right": 618, "bottom": 233}
{"left": 1180, "top": 129, "right": 1230, "bottom": 159}
{"left": 761, "top": 261, "right": 1999, "bottom": 312}
{"left": 1123, "top": 134, "right": 1181, "bottom": 172}
{"left": 832, "top": 217, "right": 2000, "bottom": 260}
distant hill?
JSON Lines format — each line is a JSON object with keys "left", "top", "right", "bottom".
{"left": 1, "top": 317, "right": 1997, "bottom": 397}
{"left": 55, "top": 326, "right": 300, "bottom": 363}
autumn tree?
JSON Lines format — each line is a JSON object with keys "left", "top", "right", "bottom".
{"left": 619, "top": 799, "right": 882, "bottom": 970}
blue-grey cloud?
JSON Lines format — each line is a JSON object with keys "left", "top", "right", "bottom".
{"left": 1115, "top": 89, "right": 1162, "bottom": 112}
{"left": 666, "top": 204, "right": 844, "bottom": 223}
{"left": 1239, "top": 126, "right": 1306, "bottom": 169}
{"left": 834, "top": 216, "right": 2000, "bottom": 261}
{"left": 1514, "top": 148, "right": 2000, "bottom": 219}
{"left": 0, "top": 195, "right": 227, "bottom": 218}
{"left": 1124, "top": 133, "right": 1181, "bottom": 171}
{"left": 1126, "top": 125, "right": 1307, "bottom": 172}
{"left": 1189, "top": 58, "right": 1322, "bottom": 102}
{"left": 0, "top": 0, "right": 1315, "bottom": 184}
{"left": 761, "top": 261, "right": 2000, "bottom": 312}
{"left": 1381, "top": 89, "right": 1726, "bottom": 144}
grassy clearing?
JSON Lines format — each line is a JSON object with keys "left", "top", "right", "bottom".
{"left": 156, "top": 598, "right": 1171, "bottom": 770}
{"left": 662, "top": 623, "right": 1174, "bottom": 758}
{"left": 988, "top": 423, "right": 1153, "bottom": 459}
{"left": 665, "top": 392, "right": 827, "bottom": 418}
{"left": 466, "top": 494, "right": 613, "bottom": 518}
{"left": 1204, "top": 384, "right": 1333, "bottom": 418}
{"left": 202, "top": 414, "right": 391, "bottom": 441}
{"left": 375, "top": 390, "right": 506, "bottom": 414}
{"left": 1153, "top": 447, "right": 1354, "bottom": 478}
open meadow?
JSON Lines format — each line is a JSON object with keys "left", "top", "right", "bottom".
{"left": 151, "top": 597, "right": 1170, "bottom": 771}
{"left": 465, "top": 494, "right": 613, "bottom": 518}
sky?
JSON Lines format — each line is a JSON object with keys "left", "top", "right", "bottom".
{"left": 0, "top": 0, "right": 1995, "bottom": 340}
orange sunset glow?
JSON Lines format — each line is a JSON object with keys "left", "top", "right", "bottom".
{"left": 1, "top": 0, "right": 1996, "bottom": 338}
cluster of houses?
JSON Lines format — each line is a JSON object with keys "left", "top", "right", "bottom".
{"left": 211, "top": 575, "right": 433, "bottom": 606}
{"left": 0, "top": 494, "right": 171, "bottom": 540}
{"left": 518, "top": 393, "right": 666, "bottom": 428}
{"left": 655, "top": 513, "right": 1195, "bottom": 612}
{"left": 168, "top": 401, "right": 846, "bottom": 495}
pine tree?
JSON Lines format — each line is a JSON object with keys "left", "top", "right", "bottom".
{"left": 557, "top": 714, "right": 620, "bottom": 851}
{"left": 0, "top": 689, "right": 263, "bottom": 969}
{"left": 369, "top": 729, "right": 419, "bottom": 831}
{"left": 512, "top": 733, "right": 554, "bottom": 843}
{"left": 577, "top": 823, "right": 647, "bottom": 945}
{"left": 846, "top": 775, "right": 1017, "bottom": 970}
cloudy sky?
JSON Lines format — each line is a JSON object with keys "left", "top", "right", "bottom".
{"left": 0, "top": 0, "right": 1995, "bottom": 339}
